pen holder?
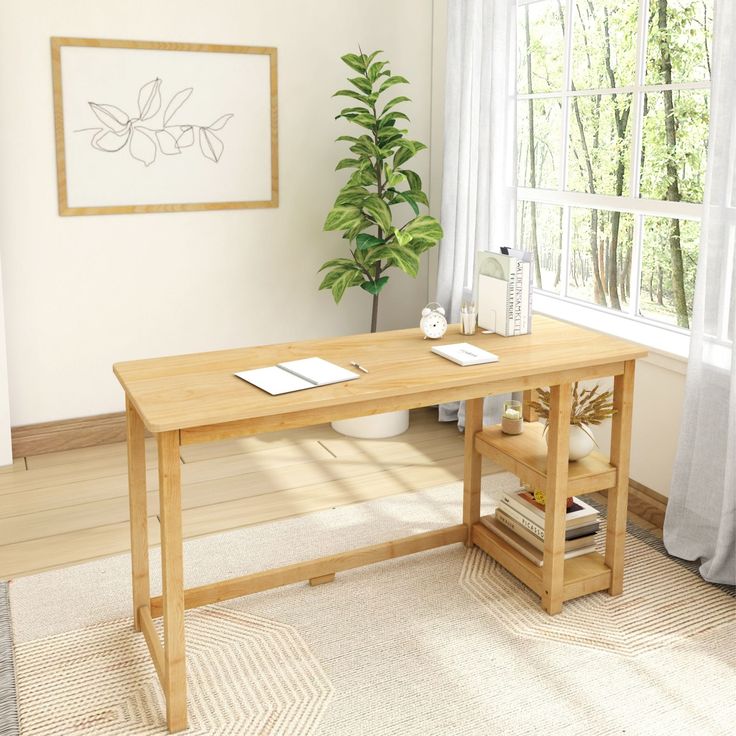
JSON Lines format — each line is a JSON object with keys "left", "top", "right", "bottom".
{"left": 501, "top": 400, "right": 523, "bottom": 435}
{"left": 460, "top": 304, "right": 477, "bottom": 336}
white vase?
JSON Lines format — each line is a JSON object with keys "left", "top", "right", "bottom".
{"left": 331, "top": 410, "right": 410, "bottom": 439}
{"left": 546, "top": 423, "right": 595, "bottom": 461}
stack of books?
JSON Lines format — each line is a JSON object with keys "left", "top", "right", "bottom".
{"left": 476, "top": 248, "right": 533, "bottom": 337}
{"left": 481, "top": 488, "right": 600, "bottom": 567}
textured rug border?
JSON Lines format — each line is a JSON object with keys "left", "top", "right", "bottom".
{"left": 0, "top": 581, "right": 20, "bottom": 736}
{"left": 587, "top": 498, "right": 735, "bottom": 597}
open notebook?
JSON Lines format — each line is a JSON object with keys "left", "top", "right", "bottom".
{"left": 235, "top": 357, "right": 360, "bottom": 395}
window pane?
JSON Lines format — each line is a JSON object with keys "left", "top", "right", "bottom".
{"left": 518, "top": 98, "right": 562, "bottom": 189}
{"left": 646, "top": 0, "right": 713, "bottom": 85}
{"left": 567, "top": 94, "right": 632, "bottom": 196}
{"left": 517, "top": 201, "right": 563, "bottom": 294}
{"left": 639, "top": 217, "right": 699, "bottom": 328}
{"left": 571, "top": 0, "right": 638, "bottom": 92}
{"left": 640, "top": 90, "right": 709, "bottom": 204}
{"left": 568, "top": 208, "right": 634, "bottom": 311}
{"left": 518, "top": 0, "right": 565, "bottom": 94}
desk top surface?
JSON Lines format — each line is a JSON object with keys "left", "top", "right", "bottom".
{"left": 113, "top": 315, "right": 648, "bottom": 433}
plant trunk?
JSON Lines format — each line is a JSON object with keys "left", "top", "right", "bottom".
{"left": 657, "top": 0, "right": 689, "bottom": 328}
{"left": 525, "top": 7, "right": 543, "bottom": 288}
{"left": 370, "top": 294, "right": 379, "bottom": 333}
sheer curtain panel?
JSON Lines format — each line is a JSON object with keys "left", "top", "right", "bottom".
{"left": 664, "top": 0, "right": 736, "bottom": 585}
{"left": 436, "top": 0, "right": 516, "bottom": 426}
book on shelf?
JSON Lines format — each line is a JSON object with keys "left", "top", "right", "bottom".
{"left": 480, "top": 514, "right": 596, "bottom": 566}
{"left": 494, "top": 507, "right": 597, "bottom": 552}
{"left": 476, "top": 249, "right": 533, "bottom": 337}
{"left": 501, "top": 490, "right": 599, "bottom": 528}
{"left": 496, "top": 500, "right": 599, "bottom": 541}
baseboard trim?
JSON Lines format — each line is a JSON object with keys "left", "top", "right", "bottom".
{"left": 11, "top": 412, "right": 127, "bottom": 458}
{"left": 629, "top": 478, "right": 668, "bottom": 507}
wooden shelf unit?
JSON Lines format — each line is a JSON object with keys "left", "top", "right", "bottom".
{"left": 475, "top": 422, "right": 617, "bottom": 496}
{"left": 471, "top": 417, "right": 627, "bottom": 611}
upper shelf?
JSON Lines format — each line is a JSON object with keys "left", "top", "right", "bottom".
{"left": 475, "top": 421, "right": 617, "bottom": 495}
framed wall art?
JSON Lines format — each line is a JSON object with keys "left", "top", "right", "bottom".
{"left": 51, "top": 37, "right": 278, "bottom": 216}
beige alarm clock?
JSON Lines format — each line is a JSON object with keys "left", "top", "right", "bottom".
{"left": 420, "top": 302, "right": 448, "bottom": 339}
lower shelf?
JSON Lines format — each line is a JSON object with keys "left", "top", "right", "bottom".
{"left": 472, "top": 521, "right": 612, "bottom": 603}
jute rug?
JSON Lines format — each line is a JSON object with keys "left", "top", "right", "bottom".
{"left": 6, "top": 473, "right": 736, "bottom": 736}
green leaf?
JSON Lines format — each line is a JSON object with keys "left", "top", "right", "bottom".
{"left": 362, "top": 196, "right": 392, "bottom": 233}
{"left": 395, "top": 191, "right": 420, "bottom": 216}
{"left": 402, "top": 169, "right": 422, "bottom": 191}
{"left": 331, "top": 268, "right": 365, "bottom": 303}
{"left": 335, "top": 158, "right": 361, "bottom": 171}
{"left": 378, "top": 75, "right": 409, "bottom": 94}
{"left": 392, "top": 226, "right": 413, "bottom": 247}
{"left": 356, "top": 233, "right": 385, "bottom": 250}
{"left": 318, "top": 257, "right": 359, "bottom": 272}
{"left": 401, "top": 215, "right": 443, "bottom": 244}
{"left": 393, "top": 140, "right": 427, "bottom": 168}
{"left": 324, "top": 205, "right": 362, "bottom": 232}
{"left": 360, "top": 276, "right": 389, "bottom": 295}
{"left": 341, "top": 53, "right": 366, "bottom": 73}
{"left": 367, "top": 60, "right": 389, "bottom": 83}
{"left": 335, "top": 135, "right": 359, "bottom": 144}
{"left": 349, "top": 76, "right": 373, "bottom": 94}
{"left": 375, "top": 245, "right": 420, "bottom": 277}
{"left": 362, "top": 50, "right": 383, "bottom": 67}
{"left": 381, "top": 95, "right": 411, "bottom": 115}
{"left": 351, "top": 113, "right": 379, "bottom": 129}
{"left": 333, "top": 89, "right": 371, "bottom": 104}
{"left": 343, "top": 217, "right": 372, "bottom": 241}
{"left": 380, "top": 111, "right": 410, "bottom": 125}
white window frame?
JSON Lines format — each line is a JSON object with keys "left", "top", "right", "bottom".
{"left": 517, "top": 0, "right": 711, "bottom": 358}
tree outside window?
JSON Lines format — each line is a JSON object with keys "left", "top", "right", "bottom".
{"left": 517, "top": 0, "right": 712, "bottom": 331}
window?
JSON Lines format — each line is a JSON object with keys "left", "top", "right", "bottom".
{"left": 517, "top": 0, "right": 713, "bottom": 334}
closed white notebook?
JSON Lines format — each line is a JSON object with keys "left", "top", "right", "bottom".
{"left": 430, "top": 343, "right": 499, "bottom": 367}
{"left": 236, "top": 357, "right": 359, "bottom": 395}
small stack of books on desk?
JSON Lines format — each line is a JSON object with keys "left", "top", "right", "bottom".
{"left": 481, "top": 488, "right": 600, "bottom": 567}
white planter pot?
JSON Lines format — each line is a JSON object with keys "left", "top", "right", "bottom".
{"left": 546, "top": 423, "right": 595, "bottom": 461}
{"left": 331, "top": 410, "right": 410, "bottom": 439}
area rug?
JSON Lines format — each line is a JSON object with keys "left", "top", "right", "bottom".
{"left": 7, "top": 474, "right": 736, "bottom": 736}
{"left": 0, "top": 581, "right": 19, "bottom": 736}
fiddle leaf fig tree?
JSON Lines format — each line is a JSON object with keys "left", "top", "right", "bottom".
{"left": 318, "top": 50, "right": 443, "bottom": 333}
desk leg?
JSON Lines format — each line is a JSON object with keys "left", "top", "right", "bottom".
{"left": 541, "top": 384, "right": 571, "bottom": 615}
{"left": 126, "top": 397, "right": 150, "bottom": 632}
{"left": 158, "top": 430, "right": 187, "bottom": 733}
{"left": 463, "top": 398, "right": 483, "bottom": 547}
{"left": 606, "top": 360, "right": 635, "bottom": 596}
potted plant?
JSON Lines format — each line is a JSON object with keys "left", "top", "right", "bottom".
{"left": 528, "top": 383, "right": 616, "bottom": 461}
{"left": 318, "top": 49, "right": 443, "bottom": 438}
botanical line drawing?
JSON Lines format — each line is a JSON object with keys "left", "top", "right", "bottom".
{"left": 75, "top": 78, "right": 234, "bottom": 167}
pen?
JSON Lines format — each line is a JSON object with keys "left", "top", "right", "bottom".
{"left": 350, "top": 361, "right": 369, "bottom": 374}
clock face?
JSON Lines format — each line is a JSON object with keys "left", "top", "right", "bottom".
{"left": 422, "top": 312, "right": 447, "bottom": 339}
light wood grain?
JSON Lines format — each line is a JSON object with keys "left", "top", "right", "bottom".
{"left": 463, "top": 398, "right": 483, "bottom": 546}
{"left": 127, "top": 398, "right": 150, "bottom": 632}
{"left": 51, "top": 37, "right": 278, "bottom": 217}
{"left": 158, "top": 431, "right": 187, "bottom": 732}
{"left": 149, "top": 525, "right": 467, "bottom": 617}
{"left": 139, "top": 605, "right": 165, "bottom": 687}
{"left": 540, "top": 383, "right": 572, "bottom": 615}
{"left": 606, "top": 360, "right": 636, "bottom": 596}
{"left": 114, "top": 317, "right": 646, "bottom": 434}
{"left": 475, "top": 422, "right": 617, "bottom": 495}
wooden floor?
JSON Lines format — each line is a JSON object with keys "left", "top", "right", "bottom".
{"left": 0, "top": 408, "right": 665, "bottom": 580}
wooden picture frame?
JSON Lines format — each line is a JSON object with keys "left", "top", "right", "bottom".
{"left": 51, "top": 37, "right": 278, "bottom": 216}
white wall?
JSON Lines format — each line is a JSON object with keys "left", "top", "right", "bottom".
{"left": 0, "top": 0, "right": 436, "bottom": 426}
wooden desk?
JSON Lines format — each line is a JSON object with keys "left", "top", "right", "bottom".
{"left": 114, "top": 315, "right": 647, "bottom": 732}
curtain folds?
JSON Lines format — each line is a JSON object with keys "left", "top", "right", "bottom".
{"left": 663, "top": 0, "right": 736, "bottom": 585}
{"left": 436, "top": 0, "right": 516, "bottom": 427}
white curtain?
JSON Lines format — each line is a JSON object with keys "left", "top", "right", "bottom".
{"left": 664, "top": 0, "right": 736, "bottom": 585}
{"left": 436, "top": 0, "right": 516, "bottom": 426}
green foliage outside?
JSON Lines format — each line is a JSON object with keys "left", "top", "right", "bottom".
{"left": 319, "top": 51, "right": 443, "bottom": 333}
{"left": 517, "top": 0, "right": 712, "bottom": 329}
